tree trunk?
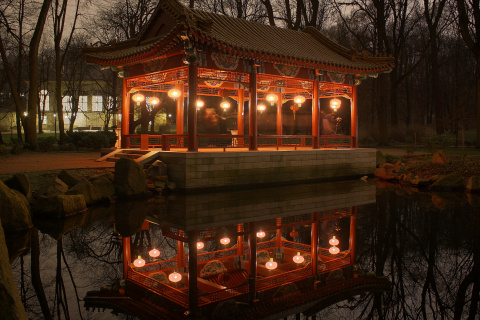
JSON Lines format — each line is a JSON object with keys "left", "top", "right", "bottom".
{"left": 25, "top": 0, "right": 52, "bottom": 149}
{"left": 476, "top": 53, "right": 480, "bottom": 148}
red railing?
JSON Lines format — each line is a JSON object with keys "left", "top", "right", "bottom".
{"left": 124, "top": 134, "right": 353, "bottom": 150}
{"left": 257, "top": 265, "right": 312, "bottom": 291}
{"left": 128, "top": 268, "right": 189, "bottom": 307}
{"left": 198, "top": 283, "right": 250, "bottom": 306}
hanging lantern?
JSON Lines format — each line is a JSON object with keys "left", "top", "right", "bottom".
{"left": 220, "top": 100, "right": 230, "bottom": 111}
{"left": 257, "top": 103, "right": 266, "bottom": 112}
{"left": 196, "top": 100, "right": 204, "bottom": 110}
{"left": 220, "top": 236, "right": 231, "bottom": 245}
{"left": 133, "top": 256, "right": 146, "bottom": 267}
{"left": 330, "top": 98, "right": 341, "bottom": 113}
{"left": 168, "top": 88, "right": 182, "bottom": 100}
{"left": 329, "top": 236, "right": 339, "bottom": 246}
{"left": 265, "top": 258, "right": 278, "bottom": 270}
{"left": 169, "top": 271, "right": 182, "bottom": 283}
{"left": 132, "top": 93, "right": 145, "bottom": 106}
{"left": 293, "top": 252, "right": 305, "bottom": 264}
{"left": 149, "top": 248, "right": 160, "bottom": 258}
{"left": 329, "top": 246, "right": 340, "bottom": 255}
{"left": 148, "top": 96, "right": 160, "bottom": 106}
{"left": 196, "top": 241, "right": 205, "bottom": 250}
{"left": 256, "top": 230, "right": 266, "bottom": 238}
{"left": 266, "top": 93, "right": 278, "bottom": 105}
{"left": 289, "top": 228, "right": 299, "bottom": 238}
{"left": 293, "top": 95, "right": 305, "bottom": 106}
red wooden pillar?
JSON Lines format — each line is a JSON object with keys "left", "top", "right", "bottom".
{"left": 311, "top": 213, "right": 318, "bottom": 279}
{"left": 177, "top": 230, "right": 185, "bottom": 269}
{"left": 349, "top": 206, "right": 357, "bottom": 265}
{"left": 237, "top": 223, "right": 244, "bottom": 256}
{"left": 249, "top": 64, "right": 258, "bottom": 150}
{"left": 275, "top": 217, "right": 282, "bottom": 247}
{"left": 238, "top": 89, "right": 245, "bottom": 135}
{"left": 351, "top": 85, "right": 358, "bottom": 148}
{"left": 176, "top": 83, "right": 185, "bottom": 135}
{"left": 187, "top": 230, "right": 198, "bottom": 316}
{"left": 276, "top": 94, "right": 283, "bottom": 147}
{"left": 187, "top": 64, "right": 198, "bottom": 151}
{"left": 312, "top": 79, "right": 320, "bottom": 149}
{"left": 122, "top": 236, "right": 131, "bottom": 280}
{"left": 121, "top": 78, "right": 130, "bottom": 148}
{"left": 248, "top": 222, "right": 258, "bottom": 302}
{"left": 276, "top": 95, "right": 283, "bottom": 135}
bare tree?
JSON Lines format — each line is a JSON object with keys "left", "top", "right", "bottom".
{"left": 456, "top": 0, "right": 480, "bottom": 148}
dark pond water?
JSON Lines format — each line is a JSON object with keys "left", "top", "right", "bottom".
{"left": 9, "top": 180, "right": 480, "bottom": 319}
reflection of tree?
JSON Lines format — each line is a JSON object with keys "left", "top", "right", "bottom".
{"left": 454, "top": 207, "right": 480, "bottom": 319}
{"left": 319, "top": 187, "right": 479, "bottom": 319}
{"left": 31, "top": 228, "right": 53, "bottom": 320}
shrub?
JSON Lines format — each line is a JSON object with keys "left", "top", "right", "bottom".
{"left": 422, "top": 133, "right": 454, "bottom": 154}
{"left": 37, "top": 137, "right": 57, "bottom": 152}
{"left": 65, "top": 131, "right": 117, "bottom": 150}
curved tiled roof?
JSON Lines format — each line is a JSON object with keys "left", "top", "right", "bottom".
{"left": 83, "top": 0, "right": 394, "bottom": 74}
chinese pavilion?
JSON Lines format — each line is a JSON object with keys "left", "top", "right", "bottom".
{"left": 83, "top": 0, "right": 393, "bottom": 190}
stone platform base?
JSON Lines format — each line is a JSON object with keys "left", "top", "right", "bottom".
{"left": 155, "top": 148, "right": 376, "bottom": 191}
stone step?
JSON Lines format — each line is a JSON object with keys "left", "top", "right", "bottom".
{"left": 116, "top": 153, "right": 143, "bottom": 159}
{"left": 106, "top": 157, "right": 120, "bottom": 162}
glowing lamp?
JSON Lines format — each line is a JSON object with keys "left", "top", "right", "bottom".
{"left": 330, "top": 98, "right": 341, "bottom": 112}
{"left": 265, "top": 258, "right": 278, "bottom": 270}
{"left": 196, "top": 100, "right": 204, "bottom": 110}
{"left": 329, "top": 246, "right": 340, "bottom": 255}
{"left": 169, "top": 271, "right": 182, "bottom": 283}
{"left": 329, "top": 236, "right": 339, "bottom": 246}
{"left": 293, "top": 252, "right": 304, "bottom": 264}
{"left": 266, "top": 93, "right": 278, "bottom": 105}
{"left": 132, "top": 93, "right": 145, "bottom": 105}
{"left": 148, "top": 96, "right": 160, "bottom": 106}
{"left": 257, "top": 104, "right": 266, "bottom": 112}
{"left": 220, "top": 101, "right": 230, "bottom": 111}
{"left": 168, "top": 88, "right": 182, "bottom": 100}
{"left": 256, "top": 230, "right": 266, "bottom": 238}
{"left": 293, "top": 95, "right": 305, "bottom": 106}
{"left": 149, "top": 248, "right": 160, "bottom": 258}
{"left": 133, "top": 256, "right": 145, "bottom": 267}
{"left": 220, "top": 237, "right": 230, "bottom": 245}
{"left": 196, "top": 241, "right": 205, "bottom": 250}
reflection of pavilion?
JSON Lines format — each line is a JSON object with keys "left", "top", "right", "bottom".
{"left": 84, "top": 0, "right": 393, "bottom": 190}
{"left": 85, "top": 181, "right": 390, "bottom": 319}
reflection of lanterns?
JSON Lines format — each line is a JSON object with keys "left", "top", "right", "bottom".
{"left": 196, "top": 100, "right": 204, "bottom": 110}
{"left": 168, "top": 88, "right": 182, "bottom": 100}
{"left": 149, "top": 248, "right": 160, "bottom": 258}
{"left": 293, "top": 95, "right": 305, "bottom": 106}
{"left": 265, "top": 258, "right": 278, "bottom": 270}
{"left": 330, "top": 98, "right": 341, "bottom": 113}
{"left": 266, "top": 93, "right": 278, "bottom": 105}
{"left": 133, "top": 256, "right": 146, "bottom": 267}
{"left": 293, "top": 252, "right": 304, "bottom": 264}
{"left": 148, "top": 96, "right": 160, "bottom": 106}
{"left": 289, "top": 228, "right": 298, "bottom": 238}
{"left": 329, "top": 246, "right": 340, "bottom": 255}
{"left": 169, "top": 271, "right": 182, "bottom": 283}
{"left": 132, "top": 93, "right": 145, "bottom": 106}
{"left": 220, "top": 237, "right": 230, "bottom": 245}
{"left": 329, "top": 236, "right": 339, "bottom": 246}
{"left": 196, "top": 241, "right": 205, "bottom": 250}
{"left": 256, "top": 230, "right": 266, "bottom": 238}
{"left": 220, "top": 101, "right": 230, "bottom": 111}
{"left": 257, "top": 103, "right": 266, "bottom": 112}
